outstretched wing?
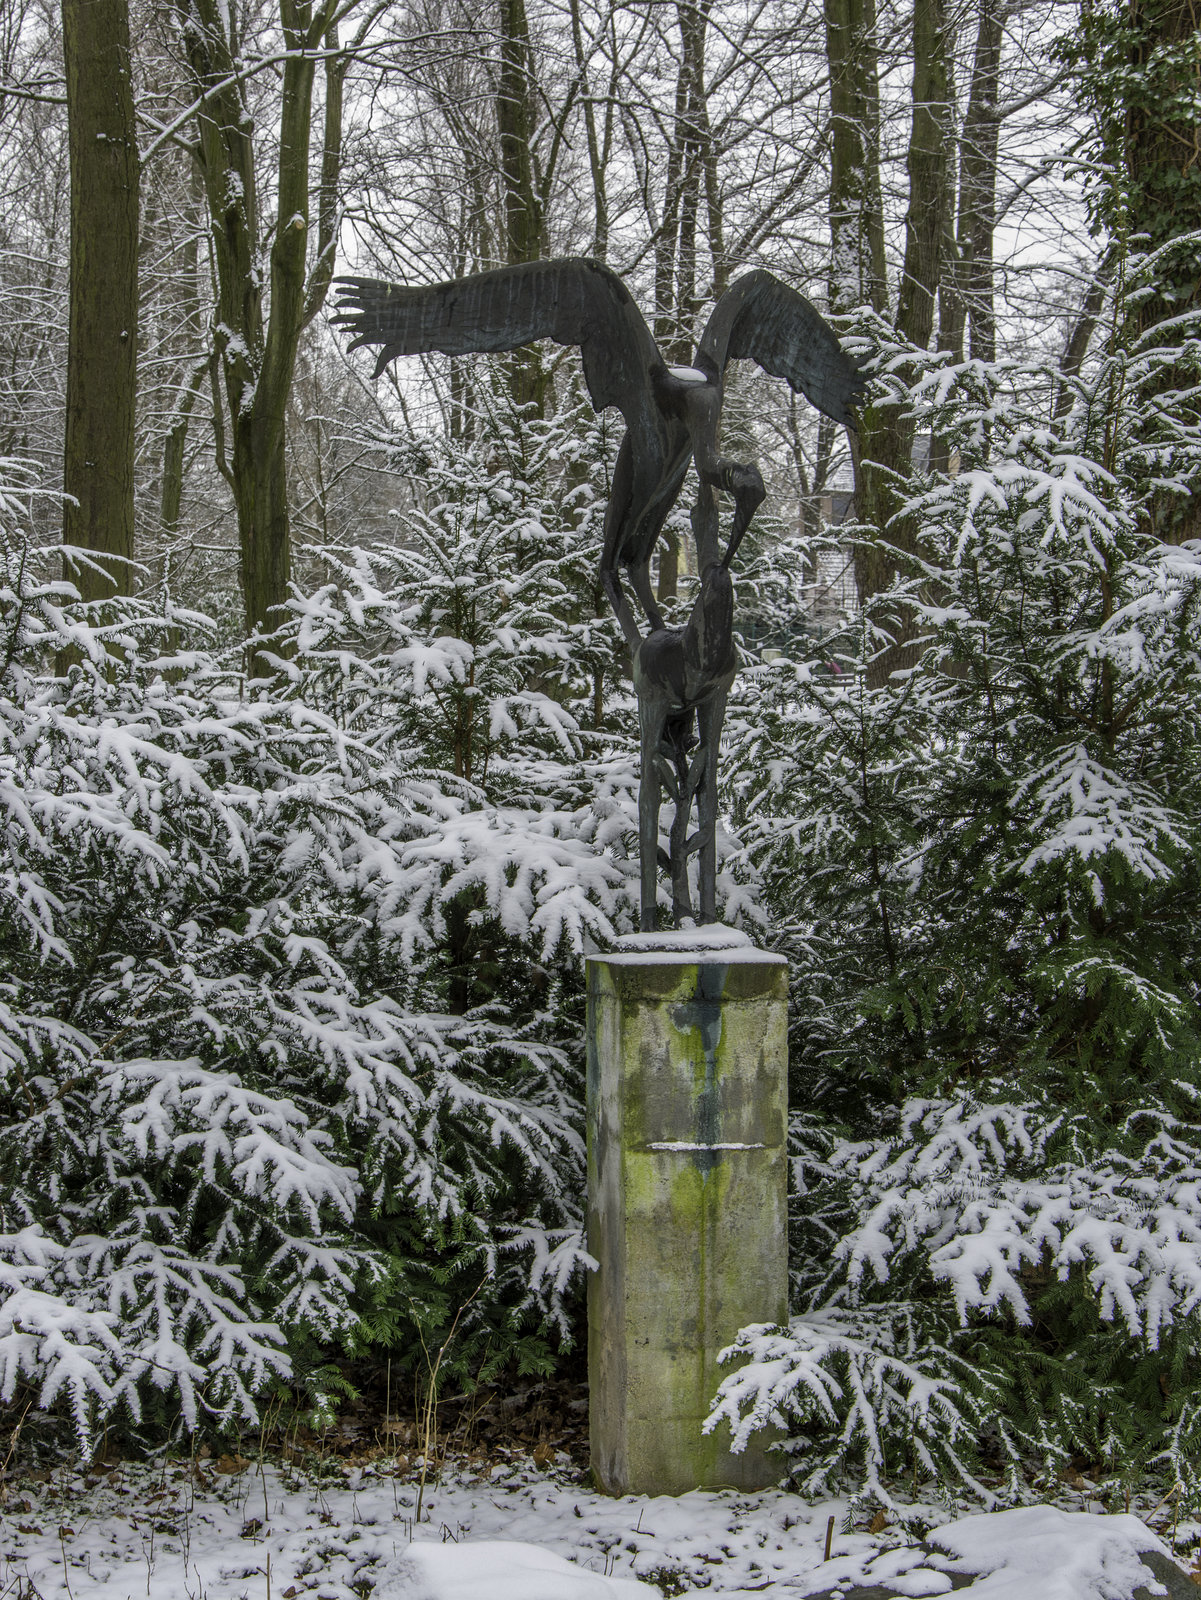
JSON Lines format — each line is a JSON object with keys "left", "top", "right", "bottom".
{"left": 697, "top": 270, "right": 867, "bottom": 428}
{"left": 334, "top": 258, "right": 661, "bottom": 429}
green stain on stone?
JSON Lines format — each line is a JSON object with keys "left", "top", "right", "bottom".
{"left": 670, "top": 962, "right": 728, "bottom": 1172}
{"left": 586, "top": 950, "right": 788, "bottom": 1494}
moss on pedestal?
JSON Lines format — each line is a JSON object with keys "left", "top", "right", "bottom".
{"left": 586, "top": 952, "right": 788, "bottom": 1496}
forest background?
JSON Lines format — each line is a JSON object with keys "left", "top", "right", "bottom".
{"left": 1, "top": 0, "right": 1201, "bottom": 1511}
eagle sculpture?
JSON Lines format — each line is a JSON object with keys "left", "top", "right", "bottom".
{"left": 334, "top": 258, "right": 865, "bottom": 930}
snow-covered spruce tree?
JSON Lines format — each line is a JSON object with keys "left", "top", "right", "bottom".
{"left": 0, "top": 400, "right": 638, "bottom": 1446}
{"left": 712, "top": 253, "right": 1201, "bottom": 1503}
{"left": 282, "top": 391, "right": 645, "bottom": 1373}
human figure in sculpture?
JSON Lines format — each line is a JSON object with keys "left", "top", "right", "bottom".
{"left": 334, "top": 258, "right": 864, "bottom": 931}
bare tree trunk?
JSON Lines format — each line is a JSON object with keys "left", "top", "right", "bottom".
{"left": 62, "top": 0, "right": 138, "bottom": 602}
{"left": 1054, "top": 256, "right": 1114, "bottom": 420}
{"left": 932, "top": 0, "right": 1001, "bottom": 476}
{"left": 569, "top": 0, "right": 609, "bottom": 261}
{"left": 160, "top": 163, "right": 207, "bottom": 542}
{"left": 1122, "top": 0, "right": 1201, "bottom": 540}
{"left": 655, "top": 0, "right": 718, "bottom": 605}
{"left": 842, "top": 0, "right": 952, "bottom": 682}
{"left": 675, "top": 0, "right": 712, "bottom": 341}
{"left": 1125, "top": 0, "right": 1201, "bottom": 346}
{"left": 497, "top": 0, "right": 545, "bottom": 412}
{"left": 180, "top": 0, "right": 346, "bottom": 667}
{"left": 653, "top": 32, "right": 692, "bottom": 354}
{"left": 792, "top": 404, "right": 835, "bottom": 541}
{"left": 956, "top": 0, "right": 1003, "bottom": 363}
{"left": 896, "top": 0, "right": 952, "bottom": 353}
{"left": 825, "top": 0, "right": 887, "bottom": 318}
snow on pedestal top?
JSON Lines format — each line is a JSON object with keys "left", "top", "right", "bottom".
{"left": 595, "top": 924, "right": 786, "bottom": 966}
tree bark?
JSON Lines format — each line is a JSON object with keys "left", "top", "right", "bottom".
{"left": 1124, "top": 0, "right": 1201, "bottom": 345}
{"left": 1121, "top": 0, "right": 1201, "bottom": 541}
{"left": 650, "top": 0, "right": 722, "bottom": 605}
{"left": 848, "top": 0, "right": 952, "bottom": 679}
{"left": 497, "top": 0, "right": 545, "bottom": 412}
{"left": 674, "top": 0, "right": 713, "bottom": 342}
{"left": 1054, "top": 256, "right": 1114, "bottom": 421}
{"left": 896, "top": 0, "right": 953, "bottom": 353}
{"left": 932, "top": 0, "right": 1001, "bottom": 475}
{"left": 825, "top": 0, "right": 887, "bottom": 318}
{"left": 61, "top": 0, "right": 139, "bottom": 601}
{"left": 569, "top": 0, "right": 609, "bottom": 260}
{"left": 956, "top": 0, "right": 1003, "bottom": 364}
{"left": 160, "top": 163, "right": 207, "bottom": 542}
{"left": 180, "top": 0, "right": 346, "bottom": 667}
{"left": 653, "top": 27, "right": 692, "bottom": 354}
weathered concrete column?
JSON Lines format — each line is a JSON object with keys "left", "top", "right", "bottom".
{"left": 586, "top": 928, "right": 788, "bottom": 1496}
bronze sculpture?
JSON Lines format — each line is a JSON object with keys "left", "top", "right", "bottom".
{"left": 334, "top": 259, "right": 863, "bottom": 931}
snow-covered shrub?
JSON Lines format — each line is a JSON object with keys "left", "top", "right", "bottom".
{"left": 707, "top": 1304, "right": 1019, "bottom": 1505}
{"left": 0, "top": 405, "right": 640, "bottom": 1444}
{"left": 716, "top": 244, "right": 1201, "bottom": 1499}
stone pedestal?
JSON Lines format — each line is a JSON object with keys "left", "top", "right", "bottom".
{"left": 586, "top": 934, "right": 788, "bottom": 1496}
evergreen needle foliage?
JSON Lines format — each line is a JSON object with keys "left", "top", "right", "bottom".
{"left": 715, "top": 245, "right": 1201, "bottom": 1502}
{"left": 0, "top": 397, "right": 641, "bottom": 1447}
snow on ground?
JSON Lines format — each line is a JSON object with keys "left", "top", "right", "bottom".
{"left": 0, "top": 1457, "right": 1186, "bottom": 1600}
{"left": 928, "top": 1507, "right": 1174, "bottom": 1598}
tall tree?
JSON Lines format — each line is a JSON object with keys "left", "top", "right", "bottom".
{"left": 61, "top": 0, "right": 139, "bottom": 600}
{"left": 1120, "top": 0, "right": 1201, "bottom": 347}
{"left": 496, "top": 0, "right": 546, "bottom": 412}
{"left": 178, "top": 0, "right": 349, "bottom": 665}
{"left": 653, "top": 0, "right": 717, "bottom": 602}
{"left": 825, "top": 0, "right": 887, "bottom": 319}
{"left": 835, "top": 0, "right": 952, "bottom": 671}
{"left": 939, "top": 0, "right": 1003, "bottom": 365}
{"left": 568, "top": 0, "right": 614, "bottom": 262}
{"left": 1078, "top": 0, "right": 1201, "bottom": 542}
